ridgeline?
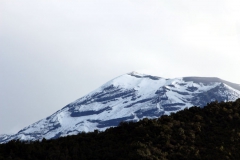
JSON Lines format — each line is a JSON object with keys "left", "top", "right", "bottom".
{"left": 1, "top": 99, "right": 240, "bottom": 160}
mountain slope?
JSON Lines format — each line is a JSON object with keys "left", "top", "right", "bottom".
{"left": 1, "top": 99, "right": 240, "bottom": 159}
{"left": 1, "top": 72, "right": 240, "bottom": 143}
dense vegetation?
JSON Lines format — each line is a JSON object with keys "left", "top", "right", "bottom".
{"left": 1, "top": 99, "right": 240, "bottom": 160}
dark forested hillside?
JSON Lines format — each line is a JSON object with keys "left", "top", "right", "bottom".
{"left": 1, "top": 99, "right": 240, "bottom": 160}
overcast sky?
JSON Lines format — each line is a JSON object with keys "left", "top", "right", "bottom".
{"left": 1, "top": 0, "right": 240, "bottom": 134}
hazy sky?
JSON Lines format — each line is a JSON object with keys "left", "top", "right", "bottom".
{"left": 1, "top": 0, "right": 240, "bottom": 134}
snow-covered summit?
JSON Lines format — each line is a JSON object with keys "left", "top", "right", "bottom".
{"left": 1, "top": 72, "right": 240, "bottom": 143}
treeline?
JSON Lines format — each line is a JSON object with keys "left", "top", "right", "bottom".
{"left": 1, "top": 99, "right": 240, "bottom": 160}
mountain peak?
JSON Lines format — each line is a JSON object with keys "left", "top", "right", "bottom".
{"left": 1, "top": 73, "right": 240, "bottom": 143}
{"left": 127, "top": 71, "right": 162, "bottom": 80}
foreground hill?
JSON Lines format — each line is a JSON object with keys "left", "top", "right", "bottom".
{"left": 1, "top": 99, "right": 240, "bottom": 159}
{"left": 1, "top": 72, "right": 240, "bottom": 143}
